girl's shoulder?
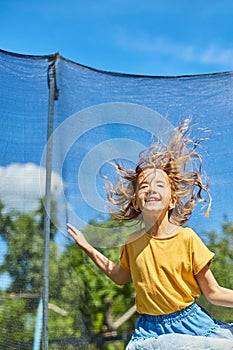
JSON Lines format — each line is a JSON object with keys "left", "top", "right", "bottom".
{"left": 180, "top": 227, "right": 196, "bottom": 235}
{"left": 179, "top": 227, "right": 202, "bottom": 244}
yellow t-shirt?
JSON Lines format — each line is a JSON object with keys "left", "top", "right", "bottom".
{"left": 120, "top": 227, "right": 214, "bottom": 316}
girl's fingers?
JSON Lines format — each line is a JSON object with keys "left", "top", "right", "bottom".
{"left": 67, "top": 224, "right": 77, "bottom": 238}
{"left": 67, "top": 223, "right": 75, "bottom": 231}
{"left": 67, "top": 223, "right": 84, "bottom": 243}
{"left": 67, "top": 223, "right": 78, "bottom": 235}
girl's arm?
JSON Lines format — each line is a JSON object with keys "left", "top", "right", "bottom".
{"left": 67, "top": 223, "right": 131, "bottom": 285}
{"left": 196, "top": 264, "right": 233, "bottom": 307}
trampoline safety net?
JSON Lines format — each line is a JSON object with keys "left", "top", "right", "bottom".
{"left": 0, "top": 49, "right": 233, "bottom": 349}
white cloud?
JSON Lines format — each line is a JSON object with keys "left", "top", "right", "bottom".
{"left": 199, "top": 45, "right": 233, "bottom": 65}
{"left": 0, "top": 163, "right": 63, "bottom": 213}
{"left": 115, "top": 32, "right": 233, "bottom": 67}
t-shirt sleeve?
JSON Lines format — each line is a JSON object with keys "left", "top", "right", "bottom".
{"left": 190, "top": 230, "right": 215, "bottom": 275}
{"left": 119, "top": 244, "right": 130, "bottom": 272}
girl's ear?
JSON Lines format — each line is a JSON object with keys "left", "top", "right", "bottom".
{"left": 169, "top": 195, "right": 177, "bottom": 210}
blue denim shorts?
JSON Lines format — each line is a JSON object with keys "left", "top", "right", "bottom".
{"left": 126, "top": 334, "right": 233, "bottom": 350}
{"left": 126, "top": 302, "right": 233, "bottom": 349}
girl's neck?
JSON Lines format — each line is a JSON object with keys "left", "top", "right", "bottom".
{"left": 144, "top": 213, "right": 179, "bottom": 238}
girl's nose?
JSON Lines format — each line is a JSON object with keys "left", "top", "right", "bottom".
{"left": 148, "top": 188, "right": 157, "bottom": 194}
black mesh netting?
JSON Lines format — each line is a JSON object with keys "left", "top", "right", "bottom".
{"left": 0, "top": 49, "right": 233, "bottom": 349}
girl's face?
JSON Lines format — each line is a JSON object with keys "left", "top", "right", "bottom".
{"left": 134, "top": 168, "right": 176, "bottom": 216}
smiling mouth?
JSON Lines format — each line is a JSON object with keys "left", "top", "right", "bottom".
{"left": 146, "top": 196, "right": 160, "bottom": 203}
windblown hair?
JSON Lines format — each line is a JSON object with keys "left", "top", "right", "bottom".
{"left": 105, "top": 119, "right": 212, "bottom": 226}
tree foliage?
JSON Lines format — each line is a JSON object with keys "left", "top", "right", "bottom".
{"left": 198, "top": 219, "right": 233, "bottom": 322}
{"left": 0, "top": 198, "right": 60, "bottom": 345}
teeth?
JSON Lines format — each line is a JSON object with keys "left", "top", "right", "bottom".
{"left": 147, "top": 197, "right": 159, "bottom": 202}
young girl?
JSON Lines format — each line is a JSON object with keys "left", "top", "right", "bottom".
{"left": 67, "top": 119, "right": 233, "bottom": 349}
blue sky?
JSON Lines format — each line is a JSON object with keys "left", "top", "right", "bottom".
{"left": 1, "top": 0, "right": 233, "bottom": 76}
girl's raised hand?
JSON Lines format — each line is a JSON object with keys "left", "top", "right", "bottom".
{"left": 67, "top": 223, "right": 131, "bottom": 285}
{"left": 67, "top": 223, "right": 90, "bottom": 249}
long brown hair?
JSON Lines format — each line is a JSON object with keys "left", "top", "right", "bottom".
{"left": 105, "top": 119, "right": 211, "bottom": 226}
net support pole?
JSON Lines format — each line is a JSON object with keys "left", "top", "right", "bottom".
{"left": 42, "top": 54, "right": 59, "bottom": 350}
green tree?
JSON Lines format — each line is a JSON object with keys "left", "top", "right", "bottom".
{"left": 198, "top": 218, "right": 233, "bottom": 322}
{"left": 0, "top": 198, "right": 61, "bottom": 346}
